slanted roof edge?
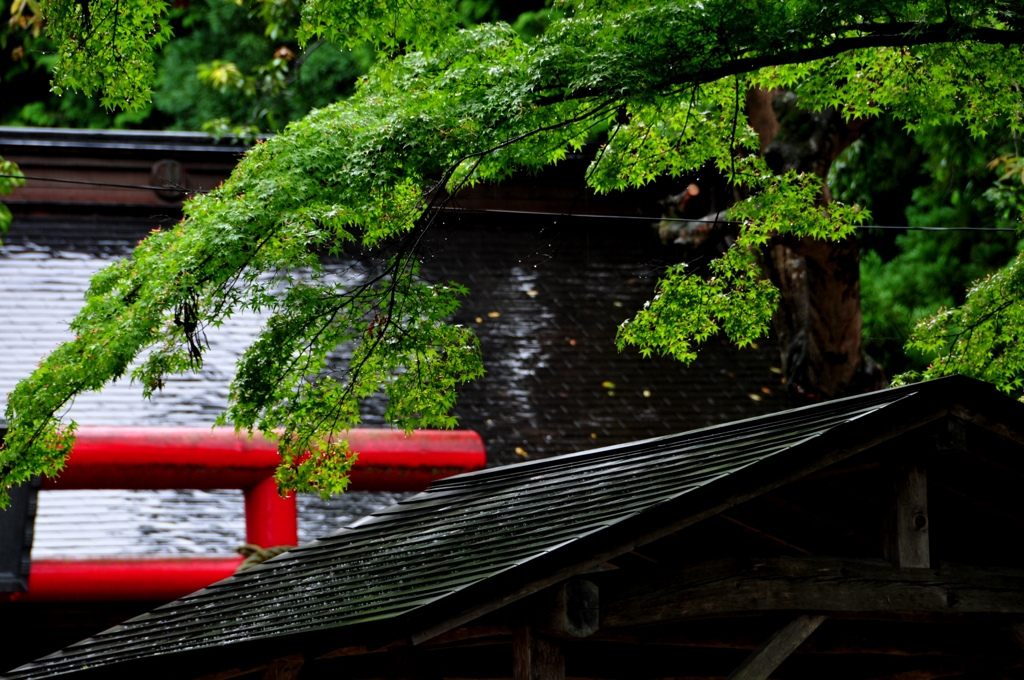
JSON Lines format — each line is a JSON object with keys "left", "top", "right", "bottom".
{"left": 397, "top": 386, "right": 953, "bottom": 649}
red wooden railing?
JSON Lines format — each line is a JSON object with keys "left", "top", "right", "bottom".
{"left": 6, "top": 427, "right": 484, "bottom": 602}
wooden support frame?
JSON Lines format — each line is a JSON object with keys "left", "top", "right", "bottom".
{"left": 600, "top": 557, "right": 1024, "bottom": 628}
{"left": 513, "top": 627, "right": 565, "bottom": 680}
{"left": 726, "top": 615, "right": 826, "bottom": 680}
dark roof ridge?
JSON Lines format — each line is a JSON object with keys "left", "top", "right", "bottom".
{"left": 0, "top": 126, "right": 254, "bottom": 155}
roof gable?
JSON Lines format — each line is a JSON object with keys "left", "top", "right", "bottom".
{"left": 7, "top": 376, "right": 1022, "bottom": 680}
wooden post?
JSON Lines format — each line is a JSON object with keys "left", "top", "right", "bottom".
{"left": 513, "top": 627, "right": 565, "bottom": 680}
{"left": 725, "top": 615, "right": 825, "bottom": 680}
{"left": 884, "top": 463, "right": 930, "bottom": 569}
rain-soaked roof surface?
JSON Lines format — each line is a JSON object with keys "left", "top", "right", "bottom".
{"left": 4, "top": 383, "right": 927, "bottom": 679}
{"left": 1, "top": 215, "right": 785, "bottom": 559}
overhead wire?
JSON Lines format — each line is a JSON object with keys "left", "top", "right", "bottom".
{"left": 431, "top": 206, "right": 1021, "bottom": 232}
{"left": 0, "top": 173, "right": 193, "bottom": 193}
{"left": 1, "top": 173, "right": 1020, "bottom": 232}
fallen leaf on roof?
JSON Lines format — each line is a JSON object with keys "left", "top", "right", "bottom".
{"left": 526, "top": 289, "right": 538, "bottom": 297}
{"left": 747, "top": 393, "right": 763, "bottom": 402}
{"left": 487, "top": 311, "right": 501, "bottom": 318}
{"left": 769, "top": 366, "right": 782, "bottom": 374}
{"left": 761, "top": 386, "right": 772, "bottom": 395}
{"left": 514, "top": 447, "right": 528, "bottom": 457}
{"left": 475, "top": 317, "right": 483, "bottom": 323}
{"left": 613, "top": 301, "right": 623, "bottom": 307}
{"left": 601, "top": 381, "right": 616, "bottom": 389}
{"left": 642, "top": 389, "right": 651, "bottom": 398}
{"left": 590, "top": 433, "right": 598, "bottom": 439}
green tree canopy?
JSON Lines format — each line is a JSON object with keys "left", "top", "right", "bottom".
{"left": 5, "top": 0, "right": 1024, "bottom": 504}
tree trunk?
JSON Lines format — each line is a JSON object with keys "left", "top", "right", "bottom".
{"left": 746, "top": 89, "right": 885, "bottom": 402}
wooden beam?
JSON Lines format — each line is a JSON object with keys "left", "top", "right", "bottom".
{"left": 725, "top": 615, "right": 825, "bottom": 680}
{"left": 932, "top": 480, "right": 1024, "bottom": 527}
{"left": 195, "top": 665, "right": 269, "bottom": 680}
{"left": 1006, "top": 622, "right": 1024, "bottom": 651}
{"left": 419, "top": 625, "right": 511, "bottom": 648}
{"left": 599, "top": 557, "right": 1024, "bottom": 628}
{"left": 718, "top": 513, "right": 814, "bottom": 555}
{"left": 513, "top": 627, "right": 564, "bottom": 680}
{"left": 884, "top": 464, "right": 930, "bottom": 569}
{"left": 263, "top": 655, "right": 304, "bottom": 680}
{"left": 389, "top": 646, "right": 442, "bottom": 680}
{"left": 415, "top": 621, "right": 1013, "bottom": 659}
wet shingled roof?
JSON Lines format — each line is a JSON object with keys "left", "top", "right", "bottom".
{"left": 4, "top": 383, "right": 928, "bottom": 679}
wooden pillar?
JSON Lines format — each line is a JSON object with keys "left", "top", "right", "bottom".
{"left": 884, "top": 463, "right": 930, "bottom": 569}
{"left": 726, "top": 615, "right": 825, "bottom": 680}
{"left": 513, "top": 627, "right": 565, "bottom": 680}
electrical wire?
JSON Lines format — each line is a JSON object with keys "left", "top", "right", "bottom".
{"left": 1, "top": 173, "right": 1020, "bottom": 232}
{"left": 432, "top": 206, "right": 1021, "bottom": 232}
{"left": 0, "top": 173, "right": 193, "bottom": 193}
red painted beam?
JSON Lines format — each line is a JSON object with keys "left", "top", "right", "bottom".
{"left": 42, "top": 427, "right": 486, "bottom": 491}
{"left": 16, "top": 428, "right": 485, "bottom": 603}
{"left": 41, "top": 427, "right": 277, "bottom": 490}
{"left": 4, "top": 559, "right": 244, "bottom": 602}
{"left": 345, "top": 429, "right": 487, "bottom": 491}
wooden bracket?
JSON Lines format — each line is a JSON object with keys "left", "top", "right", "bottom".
{"left": 725, "top": 615, "right": 825, "bottom": 680}
{"left": 884, "top": 462, "right": 930, "bottom": 569}
{"left": 542, "top": 579, "right": 599, "bottom": 638}
{"left": 513, "top": 627, "right": 565, "bottom": 680}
